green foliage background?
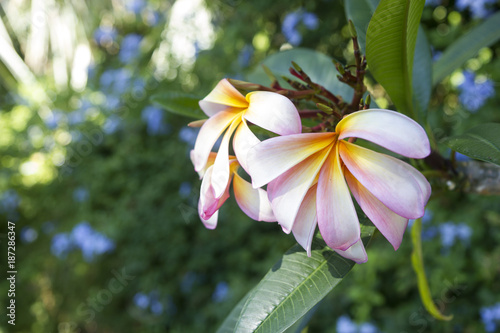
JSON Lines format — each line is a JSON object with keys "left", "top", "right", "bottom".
{"left": 0, "top": 0, "right": 499, "bottom": 332}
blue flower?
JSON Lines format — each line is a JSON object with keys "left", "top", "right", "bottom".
{"left": 133, "top": 292, "right": 150, "bottom": 309}
{"left": 141, "top": 106, "right": 170, "bottom": 135}
{"left": 150, "top": 299, "right": 164, "bottom": 315}
{"left": 67, "top": 109, "right": 86, "bottom": 125}
{"left": 181, "top": 271, "right": 197, "bottom": 294}
{"left": 100, "top": 69, "right": 132, "bottom": 95}
{"left": 51, "top": 233, "right": 73, "bottom": 258}
{"left": 335, "top": 315, "right": 379, "bottom": 333}
{"left": 456, "top": 0, "right": 497, "bottom": 18}
{"left": 119, "top": 34, "right": 143, "bottom": 63}
{"left": 438, "top": 222, "right": 472, "bottom": 250}
{"left": 481, "top": 303, "right": 500, "bottom": 333}
{"left": 336, "top": 315, "right": 357, "bottom": 333}
{"left": 179, "top": 182, "right": 192, "bottom": 198}
{"left": 124, "top": 0, "right": 146, "bottom": 14}
{"left": 44, "top": 110, "right": 65, "bottom": 129}
{"left": 178, "top": 126, "right": 199, "bottom": 146}
{"left": 20, "top": 227, "right": 38, "bottom": 243}
{"left": 458, "top": 71, "right": 495, "bottom": 112}
{"left": 238, "top": 45, "right": 254, "bottom": 68}
{"left": 212, "top": 281, "right": 230, "bottom": 303}
{"left": 71, "top": 222, "right": 114, "bottom": 262}
{"left": 425, "top": 0, "right": 441, "bottom": 6}
{"left": 73, "top": 187, "right": 89, "bottom": 202}
{"left": 282, "top": 9, "right": 319, "bottom": 46}
{"left": 94, "top": 27, "right": 117, "bottom": 46}
{"left": 0, "top": 189, "right": 19, "bottom": 213}
{"left": 103, "top": 115, "right": 122, "bottom": 134}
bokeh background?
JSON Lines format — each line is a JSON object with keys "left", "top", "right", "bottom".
{"left": 0, "top": 0, "right": 499, "bottom": 332}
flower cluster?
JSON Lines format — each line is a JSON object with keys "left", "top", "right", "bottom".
{"left": 458, "top": 71, "right": 495, "bottom": 112}
{"left": 190, "top": 79, "right": 431, "bottom": 263}
{"left": 481, "top": 303, "right": 500, "bottom": 333}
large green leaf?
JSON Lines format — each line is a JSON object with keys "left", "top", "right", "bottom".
{"left": 366, "top": 0, "right": 425, "bottom": 119}
{"left": 247, "top": 48, "right": 354, "bottom": 102}
{"left": 217, "top": 221, "right": 375, "bottom": 333}
{"left": 432, "top": 11, "right": 500, "bottom": 86}
{"left": 442, "top": 123, "right": 500, "bottom": 166}
{"left": 345, "top": 0, "right": 431, "bottom": 122}
{"left": 151, "top": 92, "right": 205, "bottom": 119}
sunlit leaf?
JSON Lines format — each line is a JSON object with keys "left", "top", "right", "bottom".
{"left": 151, "top": 92, "right": 205, "bottom": 119}
{"left": 345, "top": 0, "right": 431, "bottom": 122}
{"left": 366, "top": 0, "right": 425, "bottom": 119}
{"left": 218, "top": 221, "right": 375, "bottom": 333}
{"left": 432, "top": 11, "right": 500, "bottom": 86}
{"left": 411, "top": 219, "right": 453, "bottom": 321}
{"left": 442, "top": 123, "right": 500, "bottom": 166}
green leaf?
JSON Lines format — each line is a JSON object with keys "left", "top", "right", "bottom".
{"left": 344, "top": 0, "right": 379, "bottom": 53}
{"left": 442, "top": 123, "right": 500, "bottom": 166}
{"left": 346, "top": 0, "right": 431, "bottom": 122}
{"left": 411, "top": 219, "right": 453, "bottom": 321}
{"left": 151, "top": 92, "right": 205, "bottom": 119}
{"left": 247, "top": 48, "right": 354, "bottom": 102}
{"left": 412, "top": 26, "right": 432, "bottom": 123}
{"left": 432, "top": 11, "right": 500, "bottom": 86}
{"left": 218, "top": 221, "right": 375, "bottom": 333}
{"left": 366, "top": 0, "right": 425, "bottom": 119}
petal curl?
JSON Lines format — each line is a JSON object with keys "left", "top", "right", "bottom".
{"left": 211, "top": 117, "right": 242, "bottom": 198}
{"left": 198, "top": 165, "right": 231, "bottom": 221}
{"left": 333, "top": 238, "right": 367, "bottom": 264}
{"left": 317, "top": 145, "right": 360, "bottom": 251}
{"left": 339, "top": 141, "right": 431, "bottom": 219}
{"left": 233, "top": 120, "right": 261, "bottom": 173}
{"left": 267, "top": 146, "right": 332, "bottom": 234}
{"left": 192, "top": 110, "right": 240, "bottom": 172}
{"left": 199, "top": 202, "right": 219, "bottom": 230}
{"left": 337, "top": 109, "right": 430, "bottom": 158}
{"left": 233, "top": 173, "right": 275, "bottom": 222}
{"left": 244, "top": 91, "right": 302, "bottom": 135}
{"left": 345, "top": 169, "right": 408, "bottom": 250}
{"left": 247, "top": 132, "right": 335, "bottom": 188}
{"left": 291, "top": 185, "right": 318, "bottom": 257}
{"left": 200, "top": 79, "right": 248, "bottom": 116}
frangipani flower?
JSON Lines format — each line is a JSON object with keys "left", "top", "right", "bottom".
{"left": 247, "top": 109, "right": 431, "bottom": 263}
{"left": 191, "top": 79, "right": 301, "bottom": 202}
{"left": 192, "top": 151, "right": 275, "bottom": 229}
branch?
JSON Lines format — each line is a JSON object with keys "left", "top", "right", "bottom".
{"left": 455, "top": 161, "right": 500, "bottom": 195}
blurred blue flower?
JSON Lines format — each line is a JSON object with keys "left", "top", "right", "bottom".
{"left": 44, "top": 110, "right": 65, "bottom": 129}
{"left": 133, "top": 292, "right": 150, "bottom": 309}
{"left": 100, "top": 69, "right": 132, "bottom": 95}
{"left": 458, "top": 71, "right": 495, "bottom": 112}
{"left": 73, "top": 187, "right": 89, "bottom": 202}
{"left": 94, "top": 27, "right": 117, "bottom": 46}
{"left": 105, "top": 95, "right": 121, "bottom": 110}
{"left": 438, "top": 222, "right": 472, "bottom": 250}
{"left": 119, "top": 34, "right": 143, "bottom": 63}
{"left": 0, "top": 189, "right": 19, "bottom": 213}
{"left": 456, "top": 0, "right": 497, "bottom": 18}
{"left": 282, "top": 9, "right": 319, "bottom": 46}
{"left": 179, "top": 182, "right": 192, "bottom": 198}
{"left": 425, "top": 0, "right": 441, "bottom": 6}
{"left": 212, "top": 281, "right": 230, "bottom": 303}
{"left": 51, "top": 233, "right": 73, "bottom": 258}
{"left": 42, "top": 221, "right": 56, "bottom": 234}
{"left": 67, "top": 109, "right": 86, "bottom": 125}
{"left": 181, "top": 271, "right": 197, "bottom": 294}
{"left": 422, "top": 226, "right": 438, "bottom": 241}
{"left": 238, "top": 45, "right": 254, "bottom": 68}
{"left": 71, "top": 222, "right": 115, "bottom": 262}
{"left": 124, "top": 0, "right": 146, "bottom": 14}
{"left": 336, "top": 315, "right": 379, "bottom": 333}
{"left": 150, "top": 299, "right": 164, "bottom": 315}
{"left": 144, "top": 10, "right": 162, "bottom": 26}
{"left": 141, "top": 106, "right": 170, "bottom": 135}
{"left": 103, "top": 115, "right": 122, "bottom": 134}
{"left": 178, "top": 127, "right": 198, "bottom": 146}
{"left": 481, "top": 303, "right": 500, "bottom": 333}
{"left": 336, "top": 315, "right": 357, "bottom": 333}
{"left": 20, "top": 227, "right": 38, "bottom": 243}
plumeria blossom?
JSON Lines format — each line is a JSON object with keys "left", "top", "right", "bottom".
{"left": 192, "top": 151, "right": 275, "bottom": 229}
{"left": 247, "top": 109, "right": 431, "bottom": 263}
{"left": 191, "top": 79, "right": 301, "bottom": 202}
